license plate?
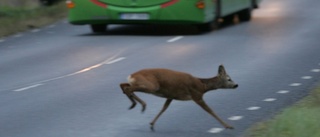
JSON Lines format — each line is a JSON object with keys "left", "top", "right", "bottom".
{"left": 120, "top": 13, "right": 149, "bottom": 20}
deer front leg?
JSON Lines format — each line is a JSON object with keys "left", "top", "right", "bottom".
{"left": 193, "top": 99, "right": 234, "bottom": 129}
{"left": 150, "top": 99, "right": 172, "bottom": 131}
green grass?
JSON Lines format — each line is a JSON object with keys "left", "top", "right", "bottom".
{"left": 245, "top": 85, "right": 320, "bottom": 137}
{"left": 0, "top": 0, "right": 67, "bottom": 37}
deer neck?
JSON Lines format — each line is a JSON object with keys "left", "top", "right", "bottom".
{"left": 199, "top": 76, "right": 221, "bottom": 92}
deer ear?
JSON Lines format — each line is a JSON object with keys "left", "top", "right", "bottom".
{"left": 218, "top": 64, "right": 226, "bottom": 75}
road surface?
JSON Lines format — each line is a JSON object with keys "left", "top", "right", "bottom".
{"left": 0, "top": 0, "right": 320, "bottom": 136}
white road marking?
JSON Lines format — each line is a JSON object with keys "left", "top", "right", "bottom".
{"left": 290, "top": 83, "right": 301, "bottom": 87}
{"left": 228, "top": 116, "right": 243, "bottom": 121}
{"left": 301, "top": 76, "right": 312, "bottom": 80}
{"left": 277, "top": 90, "right": 290, "bottom": 94}
{"left": 311, "top": 69, "right": 320, "bottom": 72}
{"left": 208, "top": 128, "right": 224, "bottom": 133}
{"left": 247, "top": 106, "right": 261, "bottom": 110}
{"left": 14, "top": 84, "right": 43, "bottom": 92}
{"left": 12, "top": 54, "right": 127, "bottom": 92}
{"left": 13, "top": 34, "right": 23, "bottom": 38}
{"left": 105, "top": 57, "right": 126, "bottom": 64}
{"left": 31, "top": 29, "right": 40, "bottom": 33}
{"left": 0, "top": 39, "right": 5, "bottom": 43}
{"left": 263, "top": 98, "right": 277, "bottom": 102}
{"left": 47, "top": 25, "right": 56, "bottom": 28}
{"left": 167, "top": 36, "right": 183, "bottom": 43}
{"left": 74, "top": 64, "right": 103, "bottom": 74}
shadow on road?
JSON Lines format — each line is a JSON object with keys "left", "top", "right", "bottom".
{"left": 78, "top": 20, "right": 241, "bottom": 37}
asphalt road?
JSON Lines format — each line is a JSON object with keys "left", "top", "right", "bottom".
{"left": 1, "top": 0, "right": 320, "bottom": 137}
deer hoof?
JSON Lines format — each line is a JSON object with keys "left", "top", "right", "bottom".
{"left": 150, "top": 124, "right": 155, "bottom": 132}
{"left": 128, "top": 103, "right": 136, "bottom": 110}
{"left": 141, "top": 105, "right": 146, "bottom": 113}
{"left": 225, "top": 125, "right": 234, "bottom": 129}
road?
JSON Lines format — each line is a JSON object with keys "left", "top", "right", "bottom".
{"left": 1, "top": 0, "right": 320, "bottom": 137}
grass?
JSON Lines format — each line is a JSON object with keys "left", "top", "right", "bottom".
{"left": 0, "top": 0, "right": 67, "bottom": 38}
{"left": 245, "top": 85, "right": 320, "bottom": 137}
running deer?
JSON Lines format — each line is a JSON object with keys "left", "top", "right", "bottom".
{"left": 119, "top": 65, "right": 238, "bottom": 131}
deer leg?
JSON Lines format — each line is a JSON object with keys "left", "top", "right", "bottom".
{"left": 130, "top": 93, "right": 147, "bottom": 113}
{"left": 150, "top": 99, "right": 172, "bottom": 131}
{"left": 193, "top": 99, "right": 234, "bottom": 129}
{"left": 120, "top": 83, "right": 137, "bottom": 110}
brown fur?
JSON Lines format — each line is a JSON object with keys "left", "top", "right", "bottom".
{"left": 120, "top": 65, "right": 238, "bottom": 131}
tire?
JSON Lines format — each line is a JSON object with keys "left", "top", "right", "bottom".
{"left": 90, "top": 24, "right": 107, "bottom": 33}
{"left": 197, "top": 20, "right": 218, "bottom": 32}
{"left": 39, "top": 0, "right": 54, "bottom": 6}
{"left": 252, "top": 0, "right": 259, "bottom": 9}
{"left": 223, "top": 14, "right": 235, "bottom": 24}
{"left": 197, "top": 0, "right": 220, "bottom": 32}
{"left": 237, "top": 8, "right": 252, "bottom": 22}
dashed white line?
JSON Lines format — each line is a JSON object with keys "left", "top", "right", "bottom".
{"left": 31, "top": 29, "right": 40, "bottom": 33}
{"left": 301, "top": 76, "right": 312, "bottom": 80}
{"left": 167, "top": 36, "right": 183, "bottom": 43}
{"left": 13, "top": 34, "right": 23, "bottom": 38}
{"left": 14, "top": 84, "right": 43, "bottom": 92}
{"left": 208, "top": 128, "right": 224, "bottom": 133}
{"left": 290, "top": 83, "right": 302, "bottom": 87}
{"left": 277, "top": 90, "right": 290, "bottom": 94}
{"left": 47, "top": 24, "right": 56, "bottom": 28}
{"left": 228, "top": 116, "right": 243, "bottom": 121}
{"left": 311, "top": 69, "right": 320, "bottom": 72}
{"left": 247, "top": 106, "right": 261, "bottom": 110}
{"left": 0, "top": 39, "right": 5, "bottom": 43}
{"left": 263, "top": 98, "right": 277, "bottom": 102}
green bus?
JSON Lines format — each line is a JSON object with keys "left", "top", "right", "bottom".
{"left": 66, "top": 0, "right": 261, "bottom": 33}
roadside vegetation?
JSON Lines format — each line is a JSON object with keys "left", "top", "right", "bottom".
{"left": 0, "top": 0, "right": 67, "bottom": 38}
{"left": 245, "top": 85, "right": 320, "bottom": 137}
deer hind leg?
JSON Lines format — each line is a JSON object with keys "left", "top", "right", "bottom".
{"left": 193, "top": 98, "right": 234, "bottom": 129}
{"left": 120, "top": 82, "right": 158, "bottom": 112}
{"left": 120, "top": 83, "right": 137, "bottom": 110}
{"left": 150, "top": 99, "right": 172, "bottom": 131}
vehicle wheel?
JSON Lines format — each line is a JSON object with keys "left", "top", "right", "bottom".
{"left": 90, "top": 24, "right": 107, "bottom": 33}
{"left": 223, "top": 14, "right": 235, "bottom": 24}
{"left": 237, "top": 8, "right": 252, "bottom": 22}
{"left": 39, "top": 0, "right": 54, "bottom": 6}
{"left": 197, "top": 20, "right": 218, "bottom": 32}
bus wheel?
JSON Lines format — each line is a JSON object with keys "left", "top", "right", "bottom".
{"left": 237, "top": 8, "right": 252, "bottom": 22}
{"left": 91, "top": 24, "right": 108, "bottom": 33}
{"left": 223, "top": 14, "right": 235, "bottom": 24}
{"left": 197, "top": 20, "right": 218, "bottom": 32}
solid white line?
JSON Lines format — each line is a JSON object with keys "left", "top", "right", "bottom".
{"left": 228, "top": 116, "right": 243, "bottom": 121}
{"left": 167, "top": 36, "right": 183, "bottom": 43}
{"left": 105, "top": 57, "right": 126, "bottom": 64}
{"left": 247, "top": 106, "right": 261, "bottom": 110}
{"left": 208, "top": 128, "right": 224, "bottom": 133}
{"left": 14, "top": 84, "right": 43, "bottom": 92}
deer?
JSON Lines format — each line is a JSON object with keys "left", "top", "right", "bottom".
{"left": 119, "top": 65, "right": 238, "bottom": 131}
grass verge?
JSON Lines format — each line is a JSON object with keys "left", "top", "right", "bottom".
{"left": 245, "top": 85, "right": 320, "bottom": 137}
{"left": 0, "top": 1, "right": 67, "bottom": 38}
